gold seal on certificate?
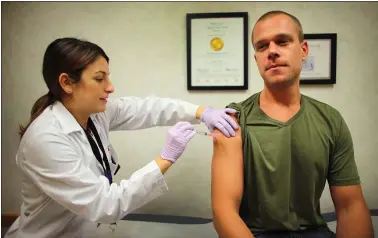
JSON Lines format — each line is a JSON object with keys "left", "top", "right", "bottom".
{"left": 210, "top": 37, "right": 224, "bottom": 51}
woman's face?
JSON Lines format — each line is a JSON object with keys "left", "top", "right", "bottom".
{"left": 70, "top": 56, "right": 114, "bottom": 114}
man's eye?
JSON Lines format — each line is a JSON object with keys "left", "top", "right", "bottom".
{"left": 95, "top": 78, "right": 104, "bottom": 82}
{"left": 277, "top": 39, "right": 288, "bottom": 45}
{"left": 257, "top": 44, "right": 267, "bottom": 50}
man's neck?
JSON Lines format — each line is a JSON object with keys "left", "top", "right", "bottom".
{"left": 260, "top": 83, "right": 301, "bottom": 107}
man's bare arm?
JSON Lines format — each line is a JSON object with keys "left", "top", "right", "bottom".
{"left": 211, "top": 116, "right": 254, "bottom": 238}
{"left": 330, "top": 184, "right": 373, "bottom": 238}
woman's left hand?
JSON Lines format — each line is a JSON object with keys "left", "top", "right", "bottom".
{"left": 200, "top": 107, "right": 239, "bottom": 137}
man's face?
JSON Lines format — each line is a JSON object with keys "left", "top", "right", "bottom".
{"left": 252, "top": 14, "right": 308, "bottom": 87}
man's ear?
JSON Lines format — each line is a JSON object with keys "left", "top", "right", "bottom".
{"left": 301, "top": 40, "right": 309, "bottom": 61}
{"left": 58, "top": 73, "right": 73, "bottom": 94}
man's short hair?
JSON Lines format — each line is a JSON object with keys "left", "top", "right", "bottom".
{"left": 251, "top": 10, "right": 304, "bottom": 44}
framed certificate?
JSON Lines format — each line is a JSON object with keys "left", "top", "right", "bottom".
{"left": 186, "top": 12, "right": 249, "bottom": 90}
{"left": 300, "top": 33, "right": 337, "bottom": 85}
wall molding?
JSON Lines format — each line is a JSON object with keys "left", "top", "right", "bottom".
{"left": 1, "top": 213, "right": 19, "bottom": 227}
{"left": 122, "top": 209, "right": 378, "bottom": 224}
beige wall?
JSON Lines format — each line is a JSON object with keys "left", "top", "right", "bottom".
{"left": 2, "top": 2, "right": 378, "bottom": 218}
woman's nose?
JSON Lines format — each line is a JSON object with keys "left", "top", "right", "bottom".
{"left": 106, "top": 80, "right": 115, "bottom": 93}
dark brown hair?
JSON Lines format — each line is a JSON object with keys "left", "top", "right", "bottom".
{"left": 251, "top": 10, "right": 304, "bottom": 45}
{"left": 19, "top": 37, "right": 109, "bottom": 138}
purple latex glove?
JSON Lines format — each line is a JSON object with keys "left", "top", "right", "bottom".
{"left": 160, "top": 121, "right": 196, "bottom": 163}
{"left": 200, "top": 107, "right": 239, "bottom": 137}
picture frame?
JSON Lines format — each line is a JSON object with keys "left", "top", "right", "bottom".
{"left": 300, "top": 33, "right": 337, "bottom": 85}
{"left": 186, "top": 12, "right": 249, "bottom": 90}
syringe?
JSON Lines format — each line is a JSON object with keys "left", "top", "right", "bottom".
{"left": 195, "top": 130, "right": 221, "bottom": 137}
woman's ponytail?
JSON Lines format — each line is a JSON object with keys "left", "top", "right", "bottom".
{"left": 19, "top": 92, "right": 56, "bottom": 138}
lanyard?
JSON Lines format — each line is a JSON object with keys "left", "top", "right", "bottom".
{"left": 84, "top": 118, "right": 117, "bottom": 230}
{"left": 82, "top": 118, "right": 113, "bottom": 184}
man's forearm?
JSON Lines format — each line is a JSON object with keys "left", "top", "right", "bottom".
{"left": 336, "top": 202, "right": 373, "bottom": 238}
{"left": 213, "top": 210, "right": 254, "bottom": 238}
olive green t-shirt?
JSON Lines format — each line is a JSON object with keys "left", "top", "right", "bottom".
{"left": 226, "top": 92, "right": 360, "bottom": 235}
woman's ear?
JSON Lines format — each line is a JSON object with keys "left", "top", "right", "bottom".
{"left": 58, "top": 73, "right": 73, "bottom": 94}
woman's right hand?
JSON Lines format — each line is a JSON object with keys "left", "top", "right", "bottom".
{"left": 160, "top": 121, "right": 196, "bottom": 163}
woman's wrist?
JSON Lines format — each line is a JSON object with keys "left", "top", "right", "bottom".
{"left": 195, "top": 106, "right": 207, "bottom": 120}
{"left": 154, "top": 156, "right": 173, "bottom": 175}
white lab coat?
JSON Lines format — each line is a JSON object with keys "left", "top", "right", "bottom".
{"left": 5, "top": 96, "right": 201, "bottom": 238}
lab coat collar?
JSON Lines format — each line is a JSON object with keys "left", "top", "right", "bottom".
{"left": 52, "top": 101, "right": 83, "bottom": 134}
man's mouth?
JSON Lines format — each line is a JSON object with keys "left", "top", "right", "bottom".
{"left": 100, "top": 98, "right": 108, "bottom": 102}
{"left": 266, "top": 64, "right": 286, "bottom": 71}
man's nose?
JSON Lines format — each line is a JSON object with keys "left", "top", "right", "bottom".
{"left": 268, "top": 42, "right": 280, "bottom": 60}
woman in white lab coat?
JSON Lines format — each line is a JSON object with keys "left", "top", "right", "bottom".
{"left": 5, "top": 37, "right": 238, "bottom": 238}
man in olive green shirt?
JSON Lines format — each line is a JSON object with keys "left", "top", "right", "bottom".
{"left": 211, "top": 10, "right": 373, "bottom": 238}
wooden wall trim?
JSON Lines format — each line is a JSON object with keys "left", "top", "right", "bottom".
{"left": 1, "top": 213, "right": 19, "bottom": 227}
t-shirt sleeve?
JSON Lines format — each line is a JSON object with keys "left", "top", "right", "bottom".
{"left": 327, "top": 114, "right": 361, "bottom": 186}
{"left": 226, "top": 102, "right": 243, "bottom": 121}
{"left": 226, "top": 102, "right": 242, "bottom": 111}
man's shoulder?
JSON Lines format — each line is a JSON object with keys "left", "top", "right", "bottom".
{"left": 302, "top": 94, "right": 342, "bottom": 119}
{"left": 226, "top": 92, "right": 260, "bottom": 111}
